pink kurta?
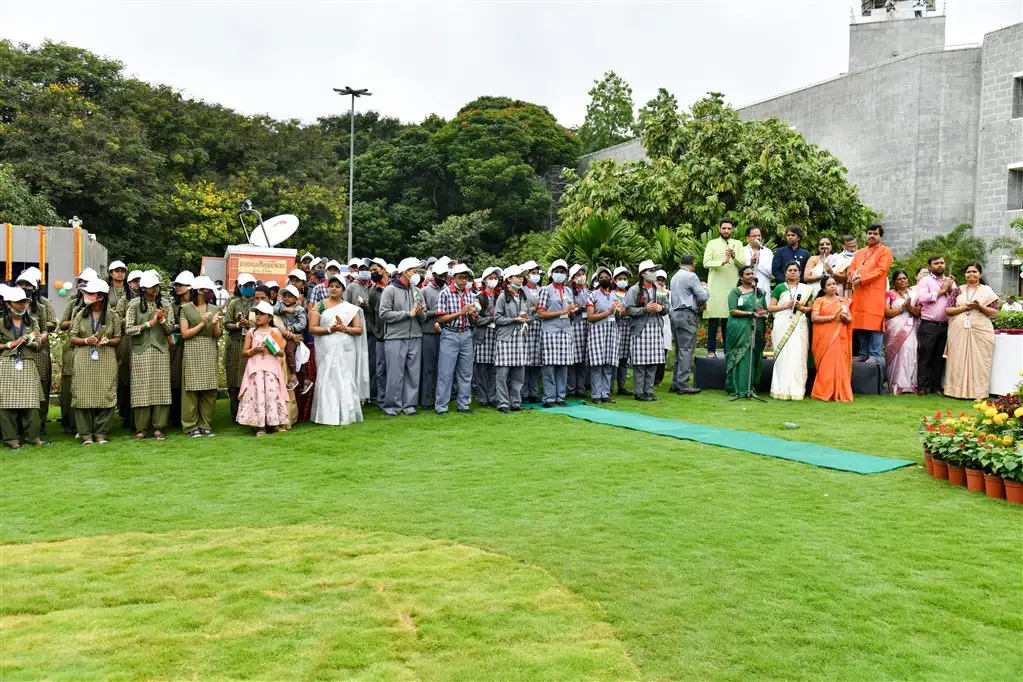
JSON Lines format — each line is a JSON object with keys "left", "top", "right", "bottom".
{"left": 237, "top": 328, "right": 289, "bottom": 428}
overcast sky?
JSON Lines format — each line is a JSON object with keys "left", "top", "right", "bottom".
{"left": 2, "top": 0, "right": 1019, "bottom": 127}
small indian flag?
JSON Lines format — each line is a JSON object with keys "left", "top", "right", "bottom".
{"left": 264, "top": 336, "right": 281, "bottom": 355}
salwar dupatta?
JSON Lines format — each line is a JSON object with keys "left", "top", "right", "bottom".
{"left": 943, "top": 285, "right": 997, "bottom": 400}
{"left": 724, "top": 288, "right": 767, "bottom": 396}
{"left": 770, "top": 283, "right": 813, "bottom": 400}
{"left": 811, "top": 297, "right": 853, "bottom": 402}
{"left": 884, "top": 291, "right": 918, "bottom": 394}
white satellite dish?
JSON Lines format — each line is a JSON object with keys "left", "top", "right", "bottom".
{"left": 248, "top": 214, "right": 299, "bottom": 247}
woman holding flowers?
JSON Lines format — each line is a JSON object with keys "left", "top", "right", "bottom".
{"left": 944, "top": 263, "right": 999, "bottom": 400}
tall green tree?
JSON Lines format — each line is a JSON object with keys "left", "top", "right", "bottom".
{"left": 413, "top": 210, "right": 496, "bottom": 271}
{"left": 0, "top": 163, "right": 62, "bottom": 225}
{"left": 636, "top": 88, "right": 682, "bottom": 160}
{"left": 578, "top": 71, "right": 635, "bottom": 154}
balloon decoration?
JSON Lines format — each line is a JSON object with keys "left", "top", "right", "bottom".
{"left": 58, "top": 287, "right": 68, "bottom": 297}
{"left": 53, "top": 280, "right": 64, "bottom": 290}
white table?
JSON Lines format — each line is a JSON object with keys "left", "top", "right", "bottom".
{"left": 990, "top": 333, "right": 1023, "bottom": 396}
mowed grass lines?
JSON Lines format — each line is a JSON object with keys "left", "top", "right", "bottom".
{"left": 1, "top": 392, "right": 1021, "bottom": 680}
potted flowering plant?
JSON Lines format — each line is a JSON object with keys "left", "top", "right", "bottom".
{"left": 976, "top": 445, "right": 1009, "bottom": 500}
{"left": 1000, "top": 447, "right": 1023, "bottom": 505}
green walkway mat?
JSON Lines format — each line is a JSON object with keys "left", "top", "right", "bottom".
{"left": 536, "top": 404, "right": 914, "bottom": 474}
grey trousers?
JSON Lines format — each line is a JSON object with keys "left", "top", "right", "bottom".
{"left": 590, "top": 364, "right": 615, "bottom": 399}
{"left": 670, "top": 309, "right": 698, "bottom": 390}
{"left": 383, "top": 338, "right": 421, "bottom": 415}
{"left": 435, "top": 329, "right": 474, "bottom": 413}
{"left": 495, "top": 365, "right": 524, "bottom": 409}
{"left": 567, "top": 363, "right": 588, "bottom": 395}
{"left": 367, "top": 335, "right": 380, "bottom": 402}
{"left": 419, "top": 333, "right": 440, "bottom": 408}
{"left": 0, "top": 408, "right": 40, "bottom": 444}
{"left": 633, "top": 364, "right": 657, "bottom": 397}
{"left": 525, "top": 366, "right": 542, "bottom": 400}
{"left": 75, "top": 407, "right": 114, "bottom": 441}
{"left": 542, "top": 365, "right": 568, "bottom": 405}
{"left": 617, "top": 360, "right": 629, "bottom": 392}
{"left": 474, "top": 363, "right": 497, "bottom": 406}
{"left": 372, "top": 336, "right": 388, "bottom": 407}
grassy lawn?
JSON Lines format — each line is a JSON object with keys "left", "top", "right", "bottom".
{"left": 2, "top": 391, "right": 1020, "bottom": 680}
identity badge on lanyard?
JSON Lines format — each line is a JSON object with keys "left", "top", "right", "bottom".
{"left": 90, "top": 315, "right": 102, "bottom": 360}
{"left": 13, "top": 358, "right": 23, "bottom": 371}
{"left": 963, "top": 313, "right": 971, "bottom": 329}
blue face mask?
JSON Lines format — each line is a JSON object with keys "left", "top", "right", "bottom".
{"left": 529, "top": 274, "right": 541, "bottom": 285}
{"left": 358, "top": 270, "right": 371, "bottom": 281}
{"left": 552, "top": 273, "right": 567, "bottom": 284}
{"left": 240, "top": 286, "right": 255, "bottom": 298}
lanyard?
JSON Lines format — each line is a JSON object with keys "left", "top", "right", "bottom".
{"left": 11, "top": 320, "right": 24, "bottom": 339}
{"left": 90, "top": 312, "right": 102, "bottom": 336}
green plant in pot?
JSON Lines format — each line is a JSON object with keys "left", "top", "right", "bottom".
{"left": 1000, "top": 447, "right": 1023, "bottom": 505}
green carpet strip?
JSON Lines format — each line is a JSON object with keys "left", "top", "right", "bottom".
{"left": 530, "top": 404, "right": 914, "bottom": 474}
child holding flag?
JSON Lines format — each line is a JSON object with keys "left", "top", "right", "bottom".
{"left": 237, "top": 301, "right": 289, "bottom": 436}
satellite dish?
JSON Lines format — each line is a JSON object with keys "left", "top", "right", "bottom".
{"left": 248, "top": 214, "right": 299, "bottom": 247}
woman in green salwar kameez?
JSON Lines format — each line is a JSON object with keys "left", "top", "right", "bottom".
{"left": 724, "top": 265, "right": 768, "bottom": 397}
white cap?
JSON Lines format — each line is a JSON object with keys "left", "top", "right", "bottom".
{"left": 2, "top": 286, "right": 27, "bottom": 302}
{"left": 173, "top": 270, "right": 195, "bottom": 286}
{"left": 253, "top": 301, "right": 275, "bottom": 316}
{"left": 127, "top": 270, "right": 143, "bottom": 282}
{"left": 450, "top": 263, "right": 474, "bottom": 278}
{"left": 139, "top": 270, "right": 161, "bottom": 289}
{"left": 569, "top": 264, "right": 586, "bottom": 279}
{"left": 547, "top": 259, "right": 569, "bottom": 275}
{"left": 397, "top": 257, "right": 423, "bottom": 273}
{"left": 327, "top": 273, "right": 347, "bottom": 288}
{"left": 327, "top": 259, "right": 344, "bottom": 271}
{"left": 191, "top": 275, "right": 216, "bottom": 291}
{"left": 434, "top": 256, "right": 452, "bottom": 275}
{"left": 237, "top": 273, "right": 256, "bottom": 286}
{"left": 347, "top": 257, "right": 361, "bottom": 268}
{"left": 594, "top": 266, "right": 613, "bottom": 279}
{"left": 519, "top": 260, "right": 539, "bottom": 272}
{"left": 386, "top": 263, "right": 397, "bottom": 274}
{"left": 108, "top": 260, "right": 126, "bottom": 271}
{"left": 16, "top": 270, "right": 39, "bottom": 286}
{"left": 309, "top": 257, "right": 325, "bottom": 268}
{"left": 22, "top": 266, "right": 42, "bottom": 281}
{"left": 481, "top": 266, "right": 502, "bottom": 281}
{"left": 300, "top": 252, "right": 315, "bottom": 262}
{"left": 282, "top": 284, "right": 300, "bottom": 298}
{"left": 264, "top": 279, "right": 280, "bottom": 289}
{"left": 75, "top": 267, "right": 99, "bottom": 284}
{"left": 83, "top": 279, "right": 110, "bottom": 294}
{"left": 612, "top": 266, "right": 631, "bottom": 278}
{"left": 655, "top": 269, "right": 668, "bottom": 280}
{"left": 637, "top": 259, "right": 660, "bottom": 274}
{"left": 370, "top": 257, "right": 388, "bottom": 269}
{"left": 503, "top": 264, "right": 523, "bottom": 279}
{"left": 288, "top": 269, "right": 307, "bottom": 282}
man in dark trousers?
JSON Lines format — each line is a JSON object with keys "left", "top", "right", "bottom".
{"left": 915, "top": 255, "right": 958, "bottom": 395}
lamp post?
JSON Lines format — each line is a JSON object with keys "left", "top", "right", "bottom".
{"left": 332, "top": 86, "right": 372, "bottom": 262}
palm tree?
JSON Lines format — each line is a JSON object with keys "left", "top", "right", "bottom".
{"left": 646, "top": 225, "right": 689, "bottom": 273}
{"left": 547, "top": 214, "right": 648, "bottom": 273}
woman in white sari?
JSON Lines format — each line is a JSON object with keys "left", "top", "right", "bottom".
{"left": 768, "top": 260, "right": 814, "bottom": 400}
{"left": 309, "top": 275, "right": 369, "bottom": 426}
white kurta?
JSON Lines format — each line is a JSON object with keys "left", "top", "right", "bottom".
{"left": 311, "top": 302, "right": 369, "bottom": 426}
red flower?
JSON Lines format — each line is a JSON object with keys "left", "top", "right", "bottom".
{"left": 925, "top": 425, "right": 936, "bottom": 432}
{"left": 948, "top": 429, "right": 956, "bottom": 435}
{"left": 934, "top": 411, "right": 942, "bottom": 419}
{"left": 946, "top": 410, "right": 953, "bottom": 417}
{"left": 983, "top": 445, "right": 992, "bottom": 450}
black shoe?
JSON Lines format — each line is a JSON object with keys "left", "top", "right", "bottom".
{"left": 458, "top": 408, "right": 475, "bottom": 415}
{"left": 542, "top": 402, "right": 556, "bottom": 409}
{"left": 510, "top": 405, "right": 522, "bottom": 412}
{"left": 554, "top": 400, "right": 568, "bottom": 407}
{"left": 679, "top": 387, "right": 702, "bottom": 395}
{"left": 497, "top": 406, "right": 510, "bottom": 413}
{"left": 593, "top": 397, "right": 604, "bottom": 404}
{"left": 634, "top": 395, "right": 645, "bottom": 401}
{"left": 647, "top": 394, "right": 660, "bottom": 401}
{"left": 603, "top": 397, "right": 616, "bottom": 404}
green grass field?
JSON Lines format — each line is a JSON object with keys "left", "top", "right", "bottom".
{"left": 2, "top": 390, "right": 1021, "bottom": 680}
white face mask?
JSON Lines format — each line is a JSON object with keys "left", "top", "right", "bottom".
{"left": 529, "top": 274, "right": 541, "bottom": 285}
{"left": 574, "top": 276, "right": 585, "bottom": 285}
{"left": 485, "top": 279, "right": 498, "bottom": 289}
{"left": 409, "top": 273, "right": 422, "bottom": 287}
{"left": 616, "top": 280, "right": 628, "bottom": 290}
{"left": 552, "top": 273, "right": 567, "bottom": 284}
{"left": 642, "top": 272, "right": 657, "bottom": 283}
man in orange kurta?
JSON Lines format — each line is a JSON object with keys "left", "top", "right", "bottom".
{"left": 849, "top": 224, "right": 894, "bottom": 364}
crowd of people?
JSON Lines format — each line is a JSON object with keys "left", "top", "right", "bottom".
{"left": 0, "top": 219, "right": 1007, "bottom": 447}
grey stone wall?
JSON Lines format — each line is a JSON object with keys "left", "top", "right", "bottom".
{"left": 973, "top": 22, "right": 1023, "bottom": 295}
{"left": 848, "top": 15, "right": 946, "bottom": 71}
{"left": 577, "top": 138, "right": 646, "bottom": 175}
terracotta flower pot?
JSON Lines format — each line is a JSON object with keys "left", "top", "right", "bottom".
{"left": 947, "top": 464, "right": 967, "bottom": 487}
{"left": 924, "top": 452, "right": 934, "bottom": 476}
{"left": 932, "top": 459, "right": 949, "bottom": 481}
{"left": 983, "top": 473, "right": 1005, "bottom": 500}
{"left": 1004, "top": 480, "right": 1023, "bottom": 505}
{"left": 965, "top": 468, "right": 986, "bottom": 493}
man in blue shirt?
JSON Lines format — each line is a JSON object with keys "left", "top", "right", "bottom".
{"left": 669, "top": 254, "right": 710, "bottom": 395}
{"left": 772, "top": 225, "right": 811, "bottom": 284}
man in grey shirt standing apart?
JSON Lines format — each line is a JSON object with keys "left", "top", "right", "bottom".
{"left": 379, "top": 257, "right": 427, "bottom": 416}
{"left": 669, "top": 254, "right": 709, "bottom": 395}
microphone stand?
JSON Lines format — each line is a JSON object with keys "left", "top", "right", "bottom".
{"left": 730, "top": 294, "right": 766, "bottom": 402}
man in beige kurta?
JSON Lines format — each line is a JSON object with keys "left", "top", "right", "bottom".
{"left": 702, "top": 219, "right": 747, "bottom": 357}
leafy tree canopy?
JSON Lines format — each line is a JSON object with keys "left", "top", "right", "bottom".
{"left": 578, "top": 71, "right": 635, "bottom": 154}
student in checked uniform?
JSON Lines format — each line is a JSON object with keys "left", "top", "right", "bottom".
{"left": 179, "top": 276, "right": 223, "bottom": 438}
{"left": 520, "top": 260, "right": 544, "bottom": 404}
{"left": 224, "top": 273, "right": 257, "bottom": 420}
{"left": 418, "top": 257, "right": 448, "bottom": 409}
{"left": 493, "top": 265, "right": 529, "bottom": 412}
{"left": 15, "top": 269, "right": 56, "bottom": 434}
{"left": 434, "top": 263, "right": 478, "bottom": 415}
{"left": 167, "top": 270, "right": 194, "bottom": 428}
{"left": 379, "top": 257, "right": 427, "bottom": 416}
{"left": 612, "top": 266, "right": 632, "bottom": 394}
{"left": 112, "top": 265, "right": 136, "bottom": 431}
{"left": 69, "top": 279, "right": 122, "bottom": 445}
{"left": 567, "top": 264, "right": 589, "bottom": 398}
{"left": 124, "top": 270, "right": 173, "bottom": 440}
{"left": 585, "top": 266, "right": 623, "bottom": 404}
{"left": 536, "top": 259, "right": 576, "bottom": 408}
{"left": 625, "top": 259, "right": 669, "bottom": 401}
{"left": 472, "top": 266, "right": 501, "bottom": 408}
{"left": 0, "top": 285, "right": 49, "bottom": 449}
{"left": 59, "top": 268, "right": 98, "bottom": 434}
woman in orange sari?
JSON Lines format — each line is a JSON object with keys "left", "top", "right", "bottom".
{"left": 810, "top": 275, "right": 854, "bottom": 402}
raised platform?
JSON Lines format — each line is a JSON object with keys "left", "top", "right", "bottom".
{"left": 693, "top": 356, "right": 884, "bottom": 396}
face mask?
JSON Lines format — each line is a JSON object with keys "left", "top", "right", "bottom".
{"left": 509, "top": 282, "right": 522, "bottom": 291}
{"left": 433, "top": 275, "right": 447, "bottom": 286}
{"left": 454, "top": 280, "right": 465, "bottom": 291}
{"left": 643, "top": 272, "right": 657, "bottom": 283}
{"left": 552, "top": 273, "right": 567, "bottom": 284}
{"left": 598, "top": 278, "right": 612, "bottom": 289}
{"left": 83, "top": 293, "right": 100, "bottom": 305}
{"left": 409, "top": 273, "right": 422, "bottom": 287}
{"left": 616, "top": 280, "right": 628, "bottom": 290}
{"left": 240, "top": 286, "right": 255, "bottom": 297}
{"left": 371, "top": 272, "right": 383, "bottom": 283}
{"left": 574, "top": 276, "right": 586, "bottom": 285}
{"left": 9, "top": 308, "right": 25, "bottom": 318}
{"left": 357, "top": 270, "right": 371, "bottom": 281}
{"left": 528, "top": 274, "right": 541, "bottom": 285}
{"left": 485, "top": 279, "right": 498, "bottom": 289}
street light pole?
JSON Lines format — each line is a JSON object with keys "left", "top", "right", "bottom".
{"left": 332, "top": 86, "right": 371, "bottom": 262}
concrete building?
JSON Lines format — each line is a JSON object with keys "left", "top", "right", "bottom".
{"left": 578, "top": 3, "right": 1023, "bottom": 293}
{"left": 1, "top": 222, "right": 109, "bottom": 318}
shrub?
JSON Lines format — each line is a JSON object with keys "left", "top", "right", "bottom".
{"left": 993, "top": 310, "right": 1023, "bottom": 331}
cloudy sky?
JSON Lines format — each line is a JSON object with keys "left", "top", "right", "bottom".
{"left": 2, "top": 0, "right": 1019, "bottom": 127}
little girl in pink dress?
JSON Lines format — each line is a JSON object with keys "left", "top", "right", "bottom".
{"left": 237, "top": 302, "right": 289, "bottom": 436}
